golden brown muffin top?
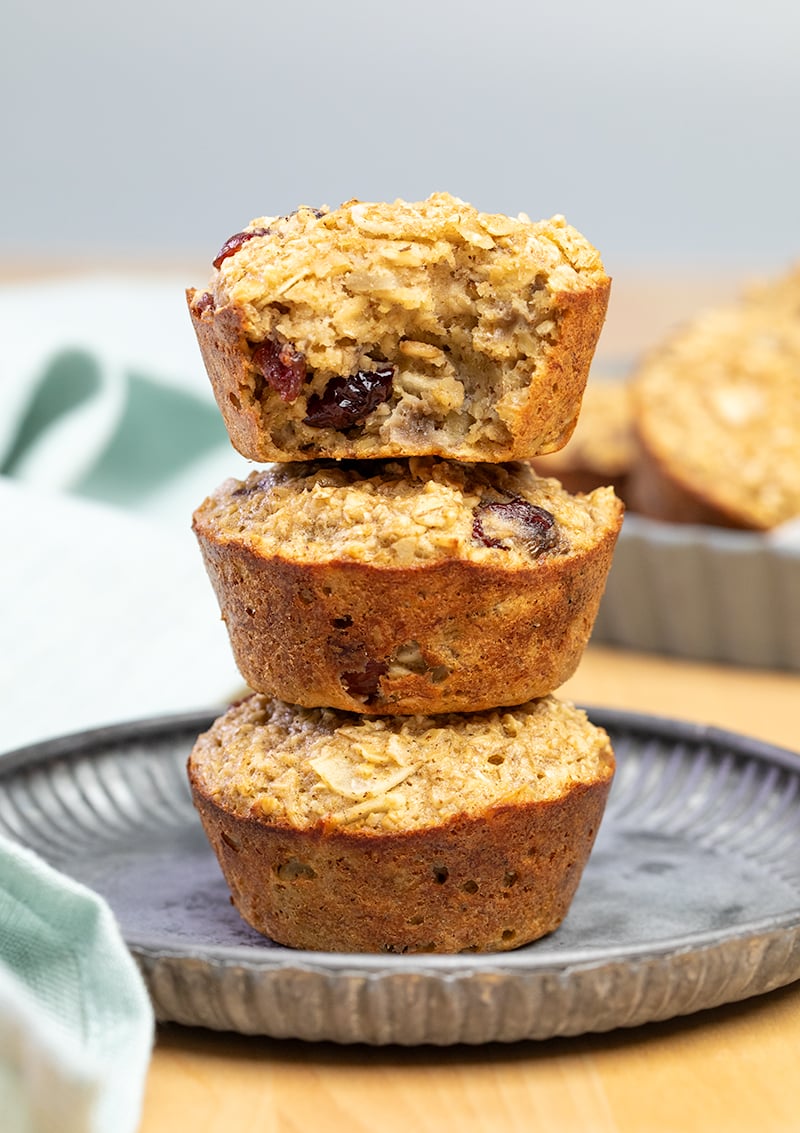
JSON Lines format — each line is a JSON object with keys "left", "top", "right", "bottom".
{"left": 193, "top": 458, "right": 622, "bottom": 568}
{"left": 189, "top": 694, "right": 615, "bottom": 832}
{"left": 207, "top": 193, "right": 606, "bottom": 361}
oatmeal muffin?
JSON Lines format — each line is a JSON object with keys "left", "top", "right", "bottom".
{"left": 186, "top": 193, "right": 610, "bottom": 463}
{"left": 188, "top": 693, "right": 615, "bottom": 953}
{"left": 192, "top": 458, "right": 623, "bottom": 714}
{"left": 628, "top": 266, "right": 800, "bottom": 529}
{"left": 531, "top": 379, "right": 634, "bottom": 498}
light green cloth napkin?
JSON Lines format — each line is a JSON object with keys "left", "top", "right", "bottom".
{"left": 0, "top": 275, "right": 252, "bottom": 1130}
{"left": 0, "top": 273, "right": 251, "bottom": 520}
{"left": 0, "top": 832, "right": 154, "bottom": 1133}
{"left": 0, "top": 277, "right": 248, "bottom": 754}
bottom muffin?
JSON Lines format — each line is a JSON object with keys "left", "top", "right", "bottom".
{"left": 188, "top": 694, "right": 615, "bottom": 953}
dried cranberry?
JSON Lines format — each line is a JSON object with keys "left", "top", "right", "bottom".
{"left": 472, "top": 496, "right": 557, "bottom": 556}
{"left": 341, "top": 659, "right": 388, "bottom": 703}
{"left": 251, "top": 338, "right": 307, "bottom": 402}
{"left": 231, "top": 473, "right": 270, "bottom": 497}
{"left": 304, "top": 365, "right": 394, "bottom": 430}
{"left": 193, "top": 291, "right": 215, "bottom": 316}
{"left": 289, "top": 206, "right": 326, "bottom": 220}
{"left": 212, "top": 227, "right": 270, "bottom": 269}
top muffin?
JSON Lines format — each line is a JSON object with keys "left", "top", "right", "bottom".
{"left": 187, "top": 193, "right": 610, "bottom": 463}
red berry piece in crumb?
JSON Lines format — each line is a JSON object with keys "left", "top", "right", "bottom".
{"left": 341, "top": 658, "right": 388, "bottom": 703}
{"left": 231, "top": 473, "right": 271, "bottom": 497}
{"left": 289, "top": 207, "right": 326, "bottom": 219}
{"left": 251, "top": 339, "right": 308, "bottom": 402}
{"left": 304, "top": 365, "right": 394, "bottom": 430}
{"left": 193, "top": 291, "right": 215, "bottom": 316}
{"left": 472, "top": 497, "right": 557, "bottom": 555}
{"left": 212, "top": 227, "right": 270, "bottom": 269}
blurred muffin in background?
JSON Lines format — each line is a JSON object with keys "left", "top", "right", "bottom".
{"left": 539, "top": 264, "right": 800, "bottom": 534}
{"left": 627, "top": 265, "right": 800, "bottom": 531}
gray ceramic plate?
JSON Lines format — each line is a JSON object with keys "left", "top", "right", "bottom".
{"left": 1, "top": 708, "right": 799, "bottom": 1045}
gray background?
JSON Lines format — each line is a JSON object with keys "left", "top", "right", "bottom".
{"left": 2, "top": 0, "right": 799, "bottom": 272}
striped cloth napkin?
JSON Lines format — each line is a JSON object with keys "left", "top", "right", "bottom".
{"left": 0, "top": 832, "right": 154, "bottom": 1133}
{"left": 0, "top": 274, "right": 253, "bottom": 1130}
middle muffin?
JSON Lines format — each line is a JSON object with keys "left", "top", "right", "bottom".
{"left": 193, "top": 457, "right": 623, "bottom": 715}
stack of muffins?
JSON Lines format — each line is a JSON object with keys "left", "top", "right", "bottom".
{"left": 185, "top": 193, "right": 623, "bottom": 954}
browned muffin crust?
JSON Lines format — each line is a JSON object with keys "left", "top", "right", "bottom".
{"left": 531, "top": 379, "right": 634, "bottom": 499}
{"left": 188, "top": 694, "right": 615, "bottom": 953}
{"left": 192, "top": 459, "right": 623, "bottom": 714}
{"left": 187, "top": 193, "right": 610, "bottom": 463}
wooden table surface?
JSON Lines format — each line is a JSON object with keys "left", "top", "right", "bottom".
{"left": 6, "top": 263, "right": 797, "bottom": 1131}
